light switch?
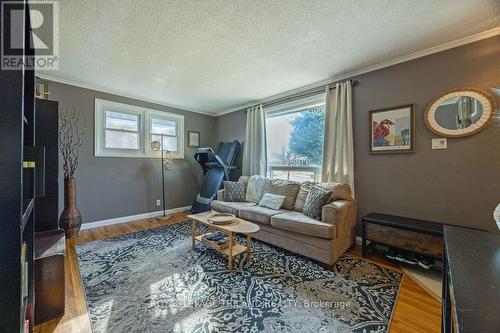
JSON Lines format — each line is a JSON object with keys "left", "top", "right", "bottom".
{"left": 432, "top": 138, "right": 447, "bottom": 150}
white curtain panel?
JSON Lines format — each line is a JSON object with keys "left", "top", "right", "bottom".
{"left": 322, "top": 81, "right": 355, "bottom": 197}
{"left": 242, "top": 104, "right": 267, "bottom": 176}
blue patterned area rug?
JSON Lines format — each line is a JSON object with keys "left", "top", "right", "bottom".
{"left": 76, "top": 222, "right": 402, "bottom": 333}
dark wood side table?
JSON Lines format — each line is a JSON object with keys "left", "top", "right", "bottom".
{"left": 442, "top": 226, "right": 500, "bottom": 333}
{"left": 361, "top": 213, "right": 443, "bottom": 258}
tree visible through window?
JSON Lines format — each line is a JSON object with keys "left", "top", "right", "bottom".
{"left": 289, "top": 107, "right": 325, "bottom": 166}
{"left": 266, "top": 106, "right": 325, "bottom": 182}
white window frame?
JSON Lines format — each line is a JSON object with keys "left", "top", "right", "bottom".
{"left": 146, "top": 110, "right": 185, "bottom": 159}
{"left": 94, "top": 99, "right": 185, "bottom": 158}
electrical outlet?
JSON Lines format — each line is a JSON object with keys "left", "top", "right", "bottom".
{"left": 156, "top": 199, "right": 161, "bottom": 207}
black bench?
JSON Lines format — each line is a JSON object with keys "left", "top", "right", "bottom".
{"left": 361, "top": 212, "right": 444, "bottom": 259}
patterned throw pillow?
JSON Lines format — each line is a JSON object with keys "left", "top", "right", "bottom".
{"left": 303, "top": 186, "right": 333, "bottom": 219}
{"left": 223, "top": 181, "right": 246, "bottom": 202}
{"left": 294, "top": 181, "right": 352, "bottom": 211}
{"left": 258, "top": 193, "right": 286, "bottom": 210}
{"left": 316, "top": 182, "right": 352, "bottom": 202}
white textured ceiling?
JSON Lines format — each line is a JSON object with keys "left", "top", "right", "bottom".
{"left": 42, "top": 0, "right": 500, "bottom": 114}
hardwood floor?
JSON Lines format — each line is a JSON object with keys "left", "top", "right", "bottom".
{"left": 34, "top": 212, "right": 441, "bottom": 333}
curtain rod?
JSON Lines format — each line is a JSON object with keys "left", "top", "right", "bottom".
{"left": 331, "top": 80, "right": 359, "bottom": 89}
{"left": 261, "top": 80, "right": 359, "bottom": 109}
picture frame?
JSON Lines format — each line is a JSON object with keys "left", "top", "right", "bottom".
{"left": 369, "top": 104, "right": 415, "bottom": 154}
{"left": 187, "top": 131, "right": 200, "bottom": 148}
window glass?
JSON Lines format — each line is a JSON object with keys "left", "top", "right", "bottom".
{"left": 106, "top": 111, "right": 139, "bottom": 131}
{"left": 266, "top": 106, "right": 325, "bottom": 182}
{"left": 105, "top": 130, "right": 139, "bottom": 149}
{"left": 151, "top": 134, "right": 177, "bottom": 151}
{"left": 104, "top": 111, "right": 140, "bottom": 149}
{"left": 151, "top": 118, "right": 176, "bottom": 135}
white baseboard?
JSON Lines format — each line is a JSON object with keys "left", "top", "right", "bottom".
{"left": 355, "top": 236, "right": 363, "bottom": 246}
{"left": 80, "top": 206, "right": 192, "bottom": 231}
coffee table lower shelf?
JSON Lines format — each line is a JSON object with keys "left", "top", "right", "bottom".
{"left": 189, "top": 212, "right": 260, "bottom": 272}
{"left": 194, "top": 233, "right": 247, "bottom": 257}
{"left": 192, "top": 231, "right": 251, "bottom": 271}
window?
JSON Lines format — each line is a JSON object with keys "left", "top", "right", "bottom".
{"left": 146, "top": 111, "right": 183, "bottom": 157}
{"left": 265, "top": 93, "right": 325, "bottom": 182}
{"left": 95, "top": 99, "right": 184, "bottom": 158}
{"left": 105, "top": 111, "right": 140, "bottom": 150}
{"left": 150, "top": 117, "right": 177, "bottom": 151}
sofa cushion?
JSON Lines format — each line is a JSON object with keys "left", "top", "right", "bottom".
{"left": 267, "top": 179, "right": 300, "bottom": 210}
{"left": 239, "top": 206, "right": 285, "bottom": 225}
{"left": 245, "top": 175, "right": 271, "bottom": 203}
{"left": 258, "top": 193, "right": 286, "bottom": 210}
{"left": 294, "top": 181, "right": 352, "bottom": 211}
{"left": 271, "top": 211, "right": 336, "bottom": 239}
{"left": 223, "top": 181, "right": 246, "bottom": 202}
{"left": 211, "top": 200, "right": 256, "bottom": 216}
{"left": 238, "top": 176, "right": 250, "bottom": 184}
{"left": 303, "top": 186, "right": 332, "bottom": 219}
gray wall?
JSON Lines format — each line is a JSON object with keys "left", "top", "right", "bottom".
{"left": 215, "top": 36, "right": 500, "bottom": 232}
{"left": 48, "top": 82, "right": 216, "bottom": 223}
{"left": 214, "top": 109, "right": 246, "bottom": 180}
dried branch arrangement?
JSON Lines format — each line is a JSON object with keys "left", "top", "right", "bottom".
{"left": 59, "top": 107, "right": 84, "bottom": 178}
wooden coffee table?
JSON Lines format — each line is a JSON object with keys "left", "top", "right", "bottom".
{"left": 188, "top": 211, "right": 260, "bottom": 271}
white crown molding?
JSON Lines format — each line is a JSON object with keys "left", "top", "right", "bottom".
{"left": 215, "top": 27, "right": 500, "bottom": 116}
{"left": 35, "top": 73, "right": 216, "bottom": 117}
{"left": 80, "top": 205, "right": 192, "bottom": 231}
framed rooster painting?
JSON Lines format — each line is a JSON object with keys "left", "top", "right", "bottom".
{"left": 369, "top": 104, "right": 415, "bottom": 154}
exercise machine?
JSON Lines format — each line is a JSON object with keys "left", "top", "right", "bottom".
{"left": 191, "top": 141, "right": 240, "bottom": 213}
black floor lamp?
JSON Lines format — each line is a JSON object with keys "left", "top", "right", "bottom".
{"left": 151, "top": 135, "right": 174, "bottom": 218}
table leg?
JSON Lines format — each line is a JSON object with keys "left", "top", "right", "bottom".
{"left": 246, "top": 234, "right": 251, "bottom": 262}
{"left": 191, "top": 220, "right": 196, "bottom": 249}
{"left": 361, "top": 220, "right": 367, "bottom": 258}
{"left": 442, "top": 247, "right": 451, "bottom": 333}
{"left": 228, "top": 232, "right": 233, "bottom": 271}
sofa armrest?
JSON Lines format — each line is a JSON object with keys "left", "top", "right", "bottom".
{"left": 322, "top": 200, "right": 357, "bottom": 260}
{"left": 321, "top": 200, "right": 355, "bottom": 227}
{"left": 217, "top": 189, "right": 225, "bottom": 201}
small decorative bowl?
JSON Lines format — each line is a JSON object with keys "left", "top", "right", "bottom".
{"left": 208, "top": 213, "right": 236, "bottom": 225}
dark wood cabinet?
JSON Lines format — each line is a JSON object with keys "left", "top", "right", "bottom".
{"left": 442, "top": 226, "right": 500, "bottom": 333}
{"left": 0, "top": 1, "right": 37, "bottom": 332}
{"left": 34, "top": 99, "right": 59, "bottom": 232}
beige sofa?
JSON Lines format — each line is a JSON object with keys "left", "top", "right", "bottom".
{"left": 211, "top": 176, "right": 357, "bottom": 266}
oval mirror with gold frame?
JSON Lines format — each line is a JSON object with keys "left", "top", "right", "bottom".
{"left": 425, "top": 88, "right": 496, "bottom": 138}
